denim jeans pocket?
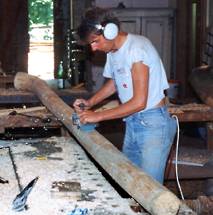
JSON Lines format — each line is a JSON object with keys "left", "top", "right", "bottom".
{"left": 138, "top": 112, "right": 167, "bottom": 128}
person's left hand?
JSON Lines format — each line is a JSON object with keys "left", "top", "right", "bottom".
{"left": 78, "top": 110, "right": 102, "bottom": 124}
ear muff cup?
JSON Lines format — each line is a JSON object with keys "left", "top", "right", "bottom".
{"left": 103, "top": 23, "right": 119, "bottom": 40}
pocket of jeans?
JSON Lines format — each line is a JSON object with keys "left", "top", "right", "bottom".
{"left": 139, "top": 113, "right": 166, "bottom": 128}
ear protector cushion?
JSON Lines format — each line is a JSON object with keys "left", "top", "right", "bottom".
{"left": 103, "top": 23, "right": 119, "bottom": 40}
{"left": 95, "top": 23, "right": 119, "bottom": 40}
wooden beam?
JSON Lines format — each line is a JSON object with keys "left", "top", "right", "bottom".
{"left": 0, "top": 87, "right": 91, "bottom": 105}
{"left": 174, "top": 110, "right": 213, "bottom": 122}
{"left": 176, "top": 0, "right": 193, "bottom": 98}
{"left": 14, "top": 72, "right": 184, "bottom": 215}
{"left": 0, "top": 106, "right": 46, "bottom": 117}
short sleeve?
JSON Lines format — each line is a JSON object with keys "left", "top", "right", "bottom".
{"left": 129, "top": 47, "right": 150, "bottom": 67}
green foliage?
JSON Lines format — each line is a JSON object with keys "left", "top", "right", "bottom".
{"left": 29, "top": 0, "right": 53, "bottom": 27}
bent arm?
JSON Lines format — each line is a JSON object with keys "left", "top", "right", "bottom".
{"left": 98, "top": 62, "right": 149, "bottom": 120}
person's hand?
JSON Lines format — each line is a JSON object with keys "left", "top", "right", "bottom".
{"left": 73, "top": 99, "right": 90, "bottom": 113}
{"left": 78, "top": 110, "right": 102, "bottom": 124}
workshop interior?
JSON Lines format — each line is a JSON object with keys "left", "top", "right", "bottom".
{"left": 0, "top": 0, "right": 213, "bottom": 214}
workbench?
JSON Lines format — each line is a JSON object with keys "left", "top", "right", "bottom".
{"left": 0, "top": 88, "right": 212, "bottom": 150}
{"left": 0, "top": 136, "right": 143, "bottom": 215}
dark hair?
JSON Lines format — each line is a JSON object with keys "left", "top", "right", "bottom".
{"left": 77, "top": 7, "right": 120, "bottom": 42}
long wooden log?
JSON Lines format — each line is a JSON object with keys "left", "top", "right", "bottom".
{"left": 14, "top": 72, "right": 183, "bottom": 215}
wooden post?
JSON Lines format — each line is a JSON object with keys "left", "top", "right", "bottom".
{"left": 14, "top": 72, "right": 184, "bottom": 215}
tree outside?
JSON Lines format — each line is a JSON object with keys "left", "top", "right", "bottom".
{"left": 29, "top": 0, "right": 53, "bottom": 41}
{"left": 28, "top": 0, "right": 54, "bottom": 80}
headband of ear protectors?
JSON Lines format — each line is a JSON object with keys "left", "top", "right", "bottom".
{"left": 94, "top": 22, "right": 119, "bottom": 40}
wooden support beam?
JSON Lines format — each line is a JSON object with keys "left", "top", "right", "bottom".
{"left": 0, "top": 87, "right": 91, "bottom": 105}
{"left": 14, "top": 72, "right": 187, "bottom": 215}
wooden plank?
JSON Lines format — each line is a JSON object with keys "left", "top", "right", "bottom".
{"left": 172, "top": 110, "right": 213, "bottom": 122}
{"left": 14, "top": 72, "right": 185, "bottom": 215}
{"left": 0, "top": 106, "right": 46, "bottom": 116}
{"left": 94, "top": 100, "right": 213, "bottom": 123}
{"left": 170, "top": 104, "right": 212, "bottom": 121}
{"left": 0, "top": 88, "right": 91, "bottom": 105}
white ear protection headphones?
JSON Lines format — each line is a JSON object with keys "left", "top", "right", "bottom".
{"left": 94, "top": 22, "right": 119, "bottom": 40}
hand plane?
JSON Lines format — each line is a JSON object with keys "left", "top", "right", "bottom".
{"left": 72, "top": 103, "right": 97, "bottom": 132}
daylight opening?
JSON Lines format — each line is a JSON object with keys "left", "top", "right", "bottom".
{"left": 28, "top": 0, "right": 54, "bottom": 80}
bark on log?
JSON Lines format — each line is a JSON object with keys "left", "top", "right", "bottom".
{"left": 14, "top": 72, "right": 183, "bottom": 215}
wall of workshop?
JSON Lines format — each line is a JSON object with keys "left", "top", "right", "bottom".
{"left": 94, "top": 0, "right": 176, "bottom": 8}
{"left": 0, "top": 0, "right": 28, "bottom": 74}
{"left": 72, "top": 0, "right": 92, "bottom": 27}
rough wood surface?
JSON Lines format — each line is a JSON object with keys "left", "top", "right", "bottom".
{"left": 94, "top": 100, "right": 213, "bottom": 122}
{"left": 0, "top": 109, "right": 60, "bottom": 134}
{"left": 14, "top": 72, "right": 192, "bottom": 215}
{"left": 0, "top": 106, "right": 46, "bottom": 117}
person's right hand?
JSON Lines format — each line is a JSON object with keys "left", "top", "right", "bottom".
{"left": 73, "top": 98, "right": 90, "bottom": 113}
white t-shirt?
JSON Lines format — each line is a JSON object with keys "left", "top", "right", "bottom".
{"left": 103, "top": 33, "right": 169, "bottom": 111}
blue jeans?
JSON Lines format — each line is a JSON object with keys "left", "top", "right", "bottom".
{"left": 122, "top": 106, "right": 177, "bottom": 184}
